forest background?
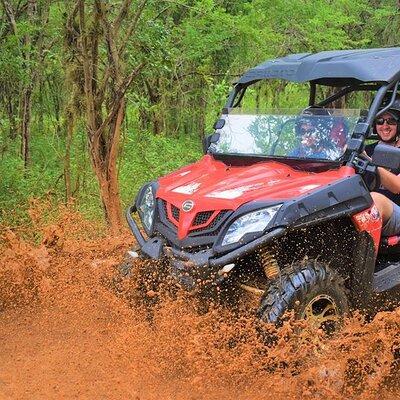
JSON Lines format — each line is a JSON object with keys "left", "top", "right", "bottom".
{"left": 1, "top": 0, "right": 399, "bottom": 234}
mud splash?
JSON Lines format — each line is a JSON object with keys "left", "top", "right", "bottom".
{"left": 0, "top": 209, "right": 399, "bottom": 399}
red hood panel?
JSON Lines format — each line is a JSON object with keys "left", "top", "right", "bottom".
{"left": 156, "top": 155, "right": 354, "bottom": 239}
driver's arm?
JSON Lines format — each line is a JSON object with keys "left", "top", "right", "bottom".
{"left": 378, "top": 167, "right": 400, "bottom": 193}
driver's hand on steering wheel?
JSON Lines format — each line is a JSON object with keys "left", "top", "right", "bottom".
{"left": 361, "top": 150, "right": 372, "bottom": 162}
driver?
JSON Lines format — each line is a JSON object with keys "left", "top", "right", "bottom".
{"left": 365, "top": 106, "right": 400, "bottom": 236}
{"left": 290, "top": 109, "right": 332, "bottom": 159}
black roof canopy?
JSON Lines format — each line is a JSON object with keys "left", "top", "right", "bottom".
{"left": 238, "top": 48, "right": 400, "bottom": 87}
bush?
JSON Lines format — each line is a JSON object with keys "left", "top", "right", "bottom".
{"left": 0, "top": 127, "right": 202, "bottom": 227}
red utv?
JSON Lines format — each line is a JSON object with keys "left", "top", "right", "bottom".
{"left": 125, "top": 48, "right": 400, "bottom": 330}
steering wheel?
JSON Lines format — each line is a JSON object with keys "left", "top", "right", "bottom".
{"left": 270, "top": 118, "right": 296, "bottom": 156}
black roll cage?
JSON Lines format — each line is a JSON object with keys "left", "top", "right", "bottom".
{"left": 226, "top": 80, "right": 399, "bottom": 120}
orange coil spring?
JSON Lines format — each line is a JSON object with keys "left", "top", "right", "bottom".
{"left": 259, "top": 249, "right": 279, "bottom": 279}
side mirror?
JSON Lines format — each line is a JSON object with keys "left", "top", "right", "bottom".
{"left": 202, "top": 133, "right": 220, "bottom": 154}
{"left": 372, "top": 143, "right": 400, "bottom": 170}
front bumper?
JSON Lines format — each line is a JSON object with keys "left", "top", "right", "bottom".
{"left": 126, "top": 205, "right": 285, "bottom": 289}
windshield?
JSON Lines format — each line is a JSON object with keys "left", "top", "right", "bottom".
{"left": 209, "top": 108, "right": 361, "bottom": 161}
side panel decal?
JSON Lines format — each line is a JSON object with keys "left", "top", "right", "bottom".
{"left": 352, "top": 205, "right": 382, "bottom": 253}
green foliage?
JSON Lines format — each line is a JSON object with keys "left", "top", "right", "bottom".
{"left": 1, "top": 0, "right": 400, "bottom": 226}
{"left": 119, "top": 130, "right": 202, "bottom": 206}
{"left": 0, "top": 135, "right": 65, "bottom": 226}
{"left": 0, "top": 125, "right": 202, "bottom": 225}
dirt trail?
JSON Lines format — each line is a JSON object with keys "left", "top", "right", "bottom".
{"left": 1, "top": 210, "right": 400, "bottom": 399}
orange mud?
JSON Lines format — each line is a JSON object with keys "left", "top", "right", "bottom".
{"left": 0, "top": 208, "right": 400, "bottom": 399}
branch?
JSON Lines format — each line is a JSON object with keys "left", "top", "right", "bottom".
{"left": 95, "top": 61, "right": 145, "bottom": 136}
{"left": 98, "top": 1, "right": 121, "bottom": 84}
{"left": 29, "top": 37, "right": 57, "bottom": 88}
{"left": 113, "top": 0, "right": 132, "bottom": 35}
{"left": 149, "top": 5, "right": 171, "bottom": 23}
{"left": 1, "top": 0, "right": 18, "bottom": 34}
{"left": 15, "top": 1, "right": 28, "bottom": 16}
{"left": 118, "top": 0, "right": 148, "bottom": 55}
{"left": 66, "top": 0, "right": 79, "bottom": 30}
{"left": 0, "top": 0, "right": 28, "bottom": 39}
{"left": 78, "top": 0, "right": 97, "bottom": 133}
{"left": 96, "top": 67, "right": 111, "bottom": 110}
{"left": 91, "top": 0, "right": 102, "bottom": 100}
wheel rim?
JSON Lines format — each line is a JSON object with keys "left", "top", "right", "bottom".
{"left": 301, "top": 294, "right": 340, "bottom": 333}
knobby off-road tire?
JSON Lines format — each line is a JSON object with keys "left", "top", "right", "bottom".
{"left": 257, "top": 261, "right": 349, "bottom": 331}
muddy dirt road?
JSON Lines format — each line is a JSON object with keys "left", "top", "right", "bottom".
{"left": 1, "top": 211, "right": 400, "bottom": 399}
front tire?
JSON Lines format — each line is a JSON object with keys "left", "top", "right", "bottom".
{"left": 257, "top": 261, "right": 349, "bottom": 332}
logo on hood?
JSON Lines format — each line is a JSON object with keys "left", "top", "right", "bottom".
{"left": 182, "top": 200, "right": 194, "bottom": 212}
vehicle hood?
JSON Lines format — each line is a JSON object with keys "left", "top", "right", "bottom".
{"left": 157, "top": 155, "right": 354, "bottom": 211}
{"left": 156, "top": 155, "right": 354, "bottom": 239}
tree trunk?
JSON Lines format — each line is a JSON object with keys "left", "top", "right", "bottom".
{"left": 1, "top": 0, "right": 18, "bottom": 34}
{"left": 64, "top": 109, "right": 74, "bottom": 202}
{"left": 144, "top": 78, "right": 162, "bottom": 135}
{"left": 38, "top": 79, "right": 45, "bottom": 134}
{"left": 71, "top": 0, "right": 146, "bottom": 232}
{"left": 20, "top": 87, "right": 32, "bottom": 168}
{"left": 20, "top": 0, "right": 36, "bottom": 168}
{"left": 6, "top": 95, "right": 17, "bottom": 140}
{"left": 91, "top": 102, "right": 125, "bottom": 233}
{"left": 198, "top": 91, "right": 206, "bottom": 139}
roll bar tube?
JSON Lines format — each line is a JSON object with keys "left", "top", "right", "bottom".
{"left": 374, "top": 81, "right": 400, "bottom": 119}
{"left": 366, "top": 83, "right": 393, "bottom": 126}
{"left": 309, "top": 82, "right": 316, "bottom": 106}
{"left": 317, "top": 84, "right": 381, "bottom": 108}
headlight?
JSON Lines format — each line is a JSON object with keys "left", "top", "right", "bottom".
{"left": 221, "top": 204, "right": 282, "bottom": 246}
{"left": 138, "top": 186, "right": 155, "bottom": 233}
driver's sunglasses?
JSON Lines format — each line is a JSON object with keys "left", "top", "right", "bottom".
{"left": 375, "top": 117, "right": 398, "bottom": 126}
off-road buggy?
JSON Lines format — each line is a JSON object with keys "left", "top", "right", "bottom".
{"left": 124, "top": 48, "right": 400, "bottom": 330}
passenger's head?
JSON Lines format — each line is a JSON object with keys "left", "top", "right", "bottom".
{"left": 374, "top": 110, "right": 400, "bottom": 143}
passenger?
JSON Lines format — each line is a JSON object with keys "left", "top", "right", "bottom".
{"left": 365, "top": 109, "right": 400, "bottom": 236}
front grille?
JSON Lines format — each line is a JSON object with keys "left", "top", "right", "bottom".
{"left": 161, "top": 200, "right": 168, "bottom": 216}
{"left": 189, "top": 210, "right": 230, "bottom": 235}
{"left": 171, "top": 204, "right": 180, "bottom": 222}
{"left": 193, "top": 211, "right": 213, "bottom": 226}
{"left": 160, "top": 199, "right": 179, "bottom": 225}
{"left": 156, "top": 200, "right": 233, "bottom": 251}
{"left": 159, "top": 199, "right": 231, "bottom": 237}
{"left": 158, "top": 200, "right": 177, "bottom": 232}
